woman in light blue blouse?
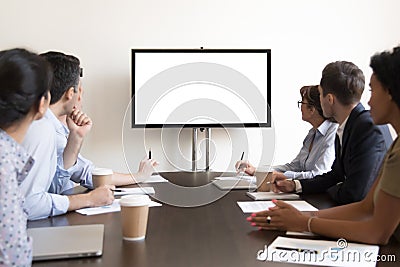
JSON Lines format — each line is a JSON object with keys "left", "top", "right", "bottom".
{"left": 237, "top": 85, "right": 338, "bottom": 180}
{"left": 0, "top": 49, "right": 52, "bottom": 266}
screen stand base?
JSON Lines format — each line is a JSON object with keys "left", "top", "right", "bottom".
{"left": 192, "top": 128, "right": 211, "bottom": 172}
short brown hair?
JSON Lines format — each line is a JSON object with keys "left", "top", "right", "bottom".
{"left": 320, "top": 61, "right": 365, "bottom": 105}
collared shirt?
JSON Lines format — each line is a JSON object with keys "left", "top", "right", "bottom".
{"left": 0, "top": 130, "right": 34, "bottom": 266}
{"left": 273, "top": 120, "right": 338, "bottom": 179}
{"left": 336, "top": 116, "right": 349, "bottom": 147}
{"left": 21, "top": 111, "right": 70, "bottom": 220}
{"left": 45, "top": 109, "right": 94, "bottom": 193}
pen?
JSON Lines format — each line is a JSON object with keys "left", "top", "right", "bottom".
{"left": 149, "top": 148, "right": 151, "bottom": 159}
{"left": 237, "top": 152, "right": 245, "bottom": 171}
{"left": 275, "top": 246, "right": 318, "bottom": 254}
{"left": 110, "top": 189, "right": 124, "bottom": 192}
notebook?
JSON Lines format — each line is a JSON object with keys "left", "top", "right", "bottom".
{"left": 246, "top": 191, "right": 300, "bottom": 200}
{"left": 212, "top": 179, "right": 257, "bottom": 190}
{"left": 27, "top": 224, "right": 104, "bottom": 261}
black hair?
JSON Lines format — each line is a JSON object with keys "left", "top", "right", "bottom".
{"left": 300, "top": 85, "right": 326, "bottom": 119}
{"left": 320, "top": 61, "right": 365, "bottom": 105}
{"left": 40, "top": 51, "right": 80, "bottom": 105}
{"left": 0, "top": 48, "right": 52, "bottom": 129}
{"left": 370, "top": 46, "right": 400, "bottom": 109}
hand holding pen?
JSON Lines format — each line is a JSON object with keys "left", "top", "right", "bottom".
{"left": 235, "top": 152, "right": 256, "bottom": 176}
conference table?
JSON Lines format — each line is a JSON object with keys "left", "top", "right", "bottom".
{"left": 28, "top": 172, "right": 400, "bottom": 267}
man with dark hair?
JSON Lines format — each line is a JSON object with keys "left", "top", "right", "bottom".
{"left": 272, "top": 61, "right": 391, "bottom": 204}
{"left": 21, "top": 51, "right": 156, "bottom": 220}
{"left": 42, "top": 51, "right": 156, "bottom": 194}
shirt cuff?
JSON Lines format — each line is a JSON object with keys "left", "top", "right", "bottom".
{"left": 294, "top": 179, "right": 302, "bottom": 193}
{"left": 49, "top": 194, "right": 70, "bottom": 216}
{"left": 57, "top": 154, "right": 81, "bottom": 176}
{"left": 283, "top": 171, "right": 296, "bottom": 179}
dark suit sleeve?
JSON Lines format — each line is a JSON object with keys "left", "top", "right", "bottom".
{"left": 326, "top": 124, "right": 386, "bottom": 204}
{"left": 300, "top": 113, "right": 387, "bottom": 205}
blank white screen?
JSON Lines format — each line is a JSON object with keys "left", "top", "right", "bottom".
{"left": 133, "top": 50, "right": 270, "bottom": 126}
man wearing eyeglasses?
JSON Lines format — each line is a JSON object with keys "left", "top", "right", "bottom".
{"left": 271, "top": 61, "right": 392, "bottom": 205}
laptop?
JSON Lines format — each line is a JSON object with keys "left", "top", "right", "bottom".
{"left": 27, "top": 224, "right": 104, "bottom": 261}
{"left": 212, "top": 179, "right": 257, "bottom": 190}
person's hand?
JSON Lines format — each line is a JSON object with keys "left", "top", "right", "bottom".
{"left": 66, "top": 108, "right": 93, "bottom": 138}
{"left": 270, "top": 172, "right": 296, "bottom": 193}
{"left": 87, "top": 185, "right": 114, "bottom": 207}
{"left": 235, "top": 160, "right": 256, "bottom": 176}
{"left": 136, "top": 157, "right": 159, "bottom": 181}
{"left": 247, "top": 200, "right": 308, "bottom": 232}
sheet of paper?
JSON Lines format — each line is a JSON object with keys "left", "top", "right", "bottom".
{"left": 113, "top": 187, "right": 155, "bottom": 196}
{"left": 140, "top": 174, "right": 168, "bottom": 183}
{"left": 237, "top": 200, "right": 318, "bottom": 213}
{"left": 214, "top": 176, "right": 256, "bottom": 182}
{"left": 76, "top": 199, "right": 162, "bottom": 216}
{"left": 246, "top": 192, "right": 300, "bottom": 200}
{"left": 286, "top": 231, "right": 318, "bottom": 237}
{"left": 257, "top": 236, "right": 379, "bottom": 267}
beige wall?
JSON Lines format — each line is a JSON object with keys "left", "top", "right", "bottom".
{"left": 1, "top": 0, "right": 399, "bottom": 173}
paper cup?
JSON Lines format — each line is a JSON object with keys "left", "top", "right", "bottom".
{"left": 255, "top": 171, "right": 273, "bottom": 192}
{"left": 120, "top": 195, "right": 151, "bottom": 241}
{"left": 92, "top": 168, "right": 113, "bottom": 188}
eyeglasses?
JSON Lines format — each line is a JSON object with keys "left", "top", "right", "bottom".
{"left": 297, "top": 101, "right": 309, "bottom": 108}
{"left": 79, "top": 67, "right": 83, "bottom": 78}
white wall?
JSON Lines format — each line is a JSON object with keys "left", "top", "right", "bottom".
{"left": 1, "top": 0, "right": 399, "bottom": 173}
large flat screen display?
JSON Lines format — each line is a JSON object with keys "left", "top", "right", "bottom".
{"left": 132, "top": 49, "right": 271, "bottom": 128}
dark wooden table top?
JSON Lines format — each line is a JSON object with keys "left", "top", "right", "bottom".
{"left": 29, "top": 172, "right": 400, "bottom": 267}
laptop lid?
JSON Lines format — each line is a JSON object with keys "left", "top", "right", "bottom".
{"left": 27, "top": 224, "right": 104, "bottom": 261}
{"left": 212, "top": 179, "right": 257, "bottom": 190}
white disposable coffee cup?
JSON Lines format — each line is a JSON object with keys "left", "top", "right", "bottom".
{"left": 120, "top": 195, "right": 151, "bottom": 241}
{"left": 92, "top": 168, "right": 113, "bottom": 188}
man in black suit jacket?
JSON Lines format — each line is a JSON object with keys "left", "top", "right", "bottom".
{"left": 273, "top": 61, "right": 389, "bottom": 205}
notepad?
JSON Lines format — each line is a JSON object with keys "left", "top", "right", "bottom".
{"left": 212, "top": 179, "right": 257, "bottom": 190}
{"left": 113, "top": 187, "right": 155, "bottom": 196}
{"left": 237, "top": 200, "right": 318, "bottom": 213}
{"left": 76, "top": 199, "right": 162, "bottom": 215}
{"left": 214, "top": 176, "right": 256, "bottom": 183}
{"left": 258, "top": 236, "right": 379, "bottom": 267}
{"left": 140, "top": 174, "right": 168, "bottom": 183}
{"left": 246, "top": 192, "right": 300, "bottom": 200}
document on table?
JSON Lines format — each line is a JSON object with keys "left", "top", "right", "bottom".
{"left": 286, "top": 231, "right": 318, "bottom": 237}
{"left": 113, "top": 187, "right": 155, "bottom": 196}
{"left": 140, "top": 174, "right": 168, "bottom": 183}
{"left": 246, "top": 192, "right": 300, "bottom": 200}
{"left": 237, "top": 200, "right": 318, "bottom": 213}
{"left": 76, "top": 199, "right": 162, "bottom": 216}
{"left": 257, "top": 236, "right": 379, "bottom": 267}
{"left": 214, "top": 176, "right": 256, "bottom": 183}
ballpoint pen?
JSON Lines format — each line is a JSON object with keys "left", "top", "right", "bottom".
{"left": 110, "top": 189, "right": 124, "bottom": 192}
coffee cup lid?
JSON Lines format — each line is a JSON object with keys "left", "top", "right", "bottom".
{"left": 120, "top": 195, "right": 151, "bottom": 207}
{"left": 92, "top": 168, "right": 113, "bottom": 175}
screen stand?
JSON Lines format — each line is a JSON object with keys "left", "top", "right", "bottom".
{"left": 192, "top": 128, "right": 198, "bottom": 171}
{"left": 191, "top": 128, "right": 211, "bottom": 172}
